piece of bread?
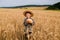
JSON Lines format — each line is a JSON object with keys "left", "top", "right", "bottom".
{"left": 26, "top": 19, "right": 33, "bottom": 23}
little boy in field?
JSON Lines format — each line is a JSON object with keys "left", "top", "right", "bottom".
{"left": 23, "top": 11, "right": 35, "bottom": 34}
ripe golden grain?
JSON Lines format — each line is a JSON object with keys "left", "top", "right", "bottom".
{"left": 0, "top": 7, "right": 60, "bottom": 40}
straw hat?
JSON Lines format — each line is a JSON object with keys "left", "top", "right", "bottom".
{"left": 23, "top": 11, "right": 33, "bottom": 17}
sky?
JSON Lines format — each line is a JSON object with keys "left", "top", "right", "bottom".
{"left": 0, "top": 0, "right": 60, "bottom": 7}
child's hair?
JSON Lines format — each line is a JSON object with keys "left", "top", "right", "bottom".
{"left": 23, "top": 11, "right": 33, "bottom": 17}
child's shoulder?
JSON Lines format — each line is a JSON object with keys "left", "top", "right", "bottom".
{"left": 24, "top": 17, "right": 27, "bottom": 20}
{"left": 30, "top": 18, "right": 34, "bottom": 20}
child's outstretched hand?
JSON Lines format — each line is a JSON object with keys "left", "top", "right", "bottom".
{"left": 26, "top": 19, "right": 33, "bottom": 24}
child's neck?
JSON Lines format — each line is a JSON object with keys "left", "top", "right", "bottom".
{"left": 27, "top": 17, "right": 31, "bottom": 19}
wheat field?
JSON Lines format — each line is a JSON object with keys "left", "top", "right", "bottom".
{"left": 0, "top": 7, "right": 60, "bottom": 40}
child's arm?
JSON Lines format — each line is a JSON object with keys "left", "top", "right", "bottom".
{"left": 23, "top": 19, "right": 26, "bottom": 26}
{"left": 23, "top": 18, "right": 27, "bottom": 26}
{"left": 32, "top": 19, "right": 35, "bottom": 26}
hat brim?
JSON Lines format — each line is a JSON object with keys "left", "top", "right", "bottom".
{"left": 23, "top": 11, "right": 33, "bottom": 17}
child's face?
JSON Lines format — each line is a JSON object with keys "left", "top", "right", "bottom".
{"left": 26, "top": 13, "right": 31, "bottom": 18}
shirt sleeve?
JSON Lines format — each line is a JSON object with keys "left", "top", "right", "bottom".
{"left": 23, "top": 18, "right": 26, "bottom": 25}
{"left": 32, "top": 19, "right": 35, "bottom": 25}
{"left": 23, "top": 18, "right": 27, "bottom": 26}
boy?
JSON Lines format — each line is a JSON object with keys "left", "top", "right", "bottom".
{"left": 23, "top": 11, "right": 35, "bottom": 34}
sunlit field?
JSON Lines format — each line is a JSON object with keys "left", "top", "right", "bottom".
{"left": 0, "top": 7, "right": 60, "bottom": 40}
